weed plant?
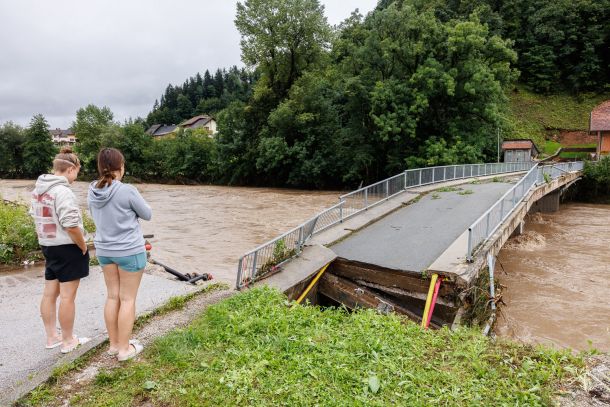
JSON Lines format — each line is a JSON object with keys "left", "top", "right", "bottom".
{"left": 55, "top": 287, "right": 584, "bottom": 406}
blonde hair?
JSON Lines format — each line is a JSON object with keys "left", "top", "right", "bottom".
{"left": 53, "top": 147, "right": 81, "bottom": 172}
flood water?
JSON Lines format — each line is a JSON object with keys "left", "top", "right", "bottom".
{"left": 0, "top": 179, "right": 340, "bottom": 285}
{"left": 495, "top": 203, "right": 610, "bottom": 352}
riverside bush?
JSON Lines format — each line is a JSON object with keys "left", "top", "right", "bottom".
{"left": 61, "top": 287, "right": 583, "bottom": 406}
{"left": 0, "top": 200, "right": 39, "bottom": 263}
{"left": 578, "top": 156, "right": 610, "bottom": 202}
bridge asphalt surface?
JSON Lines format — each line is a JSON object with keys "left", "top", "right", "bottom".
{"left": 332, "top": 181, "right": 515, "bottom": 273}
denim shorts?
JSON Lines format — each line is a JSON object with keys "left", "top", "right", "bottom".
{"left": 97, "top": 252, "right": 147, "bottom": 272}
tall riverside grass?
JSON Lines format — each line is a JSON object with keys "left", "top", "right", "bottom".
{"left": 0, "top": 199, "right": 96, "bottom": 264}
{"left": 32, "top": 287, "right": 585, "bottom": 406}
{"left": 0, "top": 199, "right": 39, "bottom": 264}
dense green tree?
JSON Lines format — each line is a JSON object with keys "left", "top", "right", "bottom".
{"left": 73, "top": 104, "right": 114, "bottom": 172}
{"left": 22, "top": 115, "right": 56, "bottom": 178}
{"left": 404, "top": 0, "right": 610, "bottom": 93}
{"left": 146, "top": 66, "right": 256, "bottom": 126}
{"left": 0, "top": 122, "right": 25, "bottom": 177}
{"left": 235, "top": 0, "right": 331, "bottom": 102}
{"left": 176, "top": 94, "right": 194, "bottom": 121}
{"left": 332, "top": 5, "right": 517, "bottom": 176}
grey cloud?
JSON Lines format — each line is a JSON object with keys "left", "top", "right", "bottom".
{"left": 0, "top": 0, "right": 377, "bottom": 128}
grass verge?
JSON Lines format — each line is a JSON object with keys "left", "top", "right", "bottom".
{"left": 17, "top": 282, "right": 228, "bottom": 407}
{"left": 39, "top": 287, "right": 585, "bottom": 406}
{"left": 508, "top": 87, "right": 610, "bottom": 146}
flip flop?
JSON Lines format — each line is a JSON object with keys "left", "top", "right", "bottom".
{"left": 117, "top": 342, "right": 144, "bottom": 362}
{"left": 45, "top": 339, "right": 62, "bottom": 349}
{"left": 60, "top": 336, "right": 91, "bottom": 354}
{"left": 107, "top": 339, "right": 140, "bottom": 356}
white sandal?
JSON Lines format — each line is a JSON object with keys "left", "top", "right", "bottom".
{"left": 60, "top": 336, "right": 91, "bottom": 354}
{"left": 107, "top": 339, "right": 140, "bottom": 356}
{"left": 117, "top": 342, "right": 144, "bottom": 362}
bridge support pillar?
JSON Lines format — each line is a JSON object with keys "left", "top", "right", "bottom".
{"left": 511, "top": 221, "right": 525, "bottom": 237}
{"left": 530, "top": 189, "right": 560, "bottom": 213}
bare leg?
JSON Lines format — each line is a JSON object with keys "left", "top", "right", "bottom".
{"left": 116, "top": 269, "right": 144, "bottom": 359}
{"left": 102, "top": 264, "right": 120, "bottom": 353}
{"left": 58, "top": 279, "right": 80, "bottom": 349}
{"left": 40, "top": 279, "right": 61, "bottom": 346}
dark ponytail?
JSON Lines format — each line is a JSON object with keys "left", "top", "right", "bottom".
{"left": 96, "top": 148, "right": 125, "bottom": 188}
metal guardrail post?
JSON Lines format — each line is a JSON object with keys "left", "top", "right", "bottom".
{"left": 364, "top": 188, "right": 368, "bottom": 209}
{"left": 485, "top": 213, "right": 490, "bottom": 237}
{"left": 236, "top": 257, "right": 244, "bottom": 289}
{"left": 500, "top": 199, "right": 505, "bottom": 220}
{"left": 467, "top": 228, "right": 473, "bottom": 262}
{"left": 419, "top": 170, "right": 422, "bottom": 185}
{"left": 339, "top": 202, "right": 343, "bottom": 222}
{"left": 298, "top": 226, "right": 304, "bottom": 253}
{"left": 403, "top": 171, "right": 407, "bottom": 189}
{"left": 386, "top": 179, "right": 389, "bottom": 199}
{"left": 251, "top": 252, "right": 258, "bottom": 281}
{"left": 443, "top": 166, "right": 446, "bottom": 181}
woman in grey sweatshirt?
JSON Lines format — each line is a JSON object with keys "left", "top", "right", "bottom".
{"left": 88, "top": 148, "right": 151, "bottom": 361}
{"left": 31, "top": 147, "right": 90, "bottom": 353}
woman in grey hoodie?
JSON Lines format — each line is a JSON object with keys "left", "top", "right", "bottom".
{"left": 88, "top": 148, "right": 151, "bottom": 361}
{"left": 31, "top": 147, "right": 90, "bottom": 353}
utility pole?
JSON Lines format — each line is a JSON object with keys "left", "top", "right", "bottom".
{"left": 497, "top": 128, "right": 500, "bottom": 163}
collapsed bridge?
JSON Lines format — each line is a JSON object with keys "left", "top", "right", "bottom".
{"left": 236, "top": 161, "right": 584, "bottom": 328}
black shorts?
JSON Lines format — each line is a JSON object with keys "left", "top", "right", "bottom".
{"left": 41, "top": 244, "right": 90, "bottom": 283}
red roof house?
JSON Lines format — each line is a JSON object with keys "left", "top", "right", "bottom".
{"left": 589, "top": 100, "right": 610, "bottom": 157}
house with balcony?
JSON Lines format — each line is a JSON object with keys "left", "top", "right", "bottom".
{"left": 50, "top": 128, "right": 76, "bottom": 145}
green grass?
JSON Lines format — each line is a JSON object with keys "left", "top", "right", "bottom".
{"left": 457, "top": 189, "right": 474, "bottom": 195}
{"left": 508, "top": 87, "right": 610, "bottom": 147}
{"left": 55, "top": 287, "right": 584, "bottom": 406}
{"left": 436, "top": 186, "right": 461, "bottom": 193}
{"left": 0, "top": 199, "right": 39, "bottom": 264}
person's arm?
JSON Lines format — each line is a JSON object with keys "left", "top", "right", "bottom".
{"left": 66, "top": 227, "right": 87, "bottom": 254}
{"left": 55, "top": 188, "right": 87, "bottom": 254}
{"left": 128, "top": 187, "right": 152, "bottom": 221}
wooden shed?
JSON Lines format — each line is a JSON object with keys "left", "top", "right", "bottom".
{"left": 589, "top": 100, "right": 610, "bottom": 157}
{"left": 502, "top": 139, "right": 539, "bottom": 162}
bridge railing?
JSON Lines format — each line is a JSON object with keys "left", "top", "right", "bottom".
{"left": 466, "top": 161, "right": 584, "bottom": 261}
{"left": 236, "top": 161, "right": 534, "bottom": 289}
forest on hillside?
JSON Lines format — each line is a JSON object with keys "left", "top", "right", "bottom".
{"left": 2, "top": 0, "right": 609, "bottom": 187}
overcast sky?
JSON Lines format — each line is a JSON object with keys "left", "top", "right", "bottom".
{"left": 0, "top": 0, "right": 378, "bottom": 129}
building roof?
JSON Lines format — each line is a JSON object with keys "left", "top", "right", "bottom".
{"left": 146, "top": 124, "right": 178, "bottom": 136}
{"left": 501, "top": 139, "right": 540, "bottom": 153}
{"left": 145, "top": 124, "right": 162, "bottom": 135}
{"left": 590, "top": 100, "right": 610, "bottom": 132}
{"left": 154, "top": 125, "right": 177, "bottom": 136}
{"left": 179, "top": 115, "right": 213, "bottom": 127}
{"left": 50, "top": 128, "right": 74, "bottom": 137}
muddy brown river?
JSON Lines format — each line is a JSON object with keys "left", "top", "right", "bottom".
{"left": 495, "top": 203, "right": 610, "bottom": 352}
{"left": 0, "top": 179, "right": 340, "bottom": 285}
